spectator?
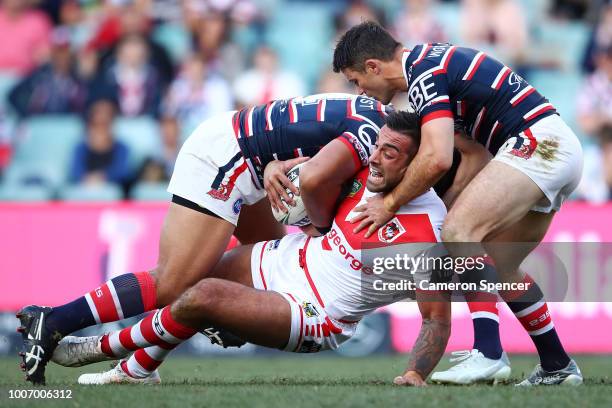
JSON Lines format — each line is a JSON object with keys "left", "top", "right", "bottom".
{"left": 582, "top": 1, "right": 612, "bottom": 73}
{"left": 136, "top": 115, "right": 180, "bottom": 183}
{"left": 393, "top": 0, "right": 447, "bottom": 48}
{"left": 577, "top": 44, "right": 612, "bottom": 137}
{"left": 89, "top": 34, "right": 163, "bottom": 117}
{"left": 334, "top": 0, "right": 381, "bottom": 36}
{"left": 164, "top": 55, "right": 233, "bottom": 133}
{"left": 193, "top": 11, "right": 245, "bottom": 80}
{"left": 69, "top": 99, "right": 130, "bottom": 186}
{"left": 86, "top": 2, "right": 174, "bottom": 85}
{"left": 459, "top": 0, "right": 528, "bottom": 67}
{"left": 0, "top": 0, "right": 52, "bottom": 75}
{"left": 233, "top": 45, "right": 306, "bottom": 107}
{"left": 8, "top": 28, "right": 86, "bottom": 118}
{"left": 600, "top": 125, "right": 612, "bottom": 200}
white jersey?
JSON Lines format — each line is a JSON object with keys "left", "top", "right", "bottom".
{"left": 302, "top": 168, "right": 446, "bottom": 321}
{"left": 251, "top": 168, "right": 446, "bottom": 352}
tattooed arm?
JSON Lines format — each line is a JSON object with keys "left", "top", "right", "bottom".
{"left": 394, "top": 296, "right": 451, "bottom": 386}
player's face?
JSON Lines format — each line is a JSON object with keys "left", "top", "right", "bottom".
{"left": 342, "top": 65, "right": 395, "bottom": 104}
{"left": 367, "top": 126, "right": 414, "bottom": 193}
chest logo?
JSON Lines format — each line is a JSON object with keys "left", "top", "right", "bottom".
{"left": 378, "top": 218, "right": 406, "bottom": 243}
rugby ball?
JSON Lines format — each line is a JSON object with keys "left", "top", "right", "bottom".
{"left": 271, "top": 164, "right": 311, "bottom": 226}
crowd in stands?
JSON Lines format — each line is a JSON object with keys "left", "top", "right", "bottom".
{"left": 0, "top": 0, "right": 609, "bottom": 201}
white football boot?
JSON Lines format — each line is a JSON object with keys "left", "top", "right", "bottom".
{"left": 52, "top": 336, "right": 116, "bottom": 367}
{"left": 431, "top": 349, "right": 511, "bottom": 385}
{"left": 78, "top": 361, "right": 161, "bottom": 385}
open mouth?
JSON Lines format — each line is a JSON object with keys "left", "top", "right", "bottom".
{"left": 369, "top": 167, "right": 384, "bottom": 183}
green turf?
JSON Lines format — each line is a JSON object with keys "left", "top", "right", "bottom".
{"left": 0, "top": 355, "right": 611, "bottom": 407}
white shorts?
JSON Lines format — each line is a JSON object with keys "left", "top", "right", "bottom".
{"left": 493, "top": 114, "right": 584, "bottom": 212}
{"left": 167, "top": 111, "right": 266, "bottom": 225}
{"left": 251, "top": 235, "right": 359, "bottom": 353}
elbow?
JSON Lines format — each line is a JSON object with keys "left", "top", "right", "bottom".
{"left": 298, "top": 164, "right": 321, "bottom": 196}
{"left": 430, "top": 153, "right": 452, "bottom": 175}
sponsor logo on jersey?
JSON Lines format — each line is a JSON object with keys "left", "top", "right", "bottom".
{"left": 232, "top": 198, "right": 243, "bottom": 214}
{"left": 302, "top": 302, "right": 320, "bottom": 318}
{"left": 207, "top": 183, "right": 235, "bottom": 202}
{"left": 378, "top": 218, "right": 406, "bottom": 243}
{"left": 504, "top": 135, "right": 536, "bottom": 159}
{"left": 267, "top": 239, "right": 281, "bottom": 251}
{"left": 348, "top": 180, "right": 362, "bottom": 198}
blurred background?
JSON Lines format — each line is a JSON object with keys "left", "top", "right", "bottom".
{"left": 0, "top": 0, "right": 612, "bottom": 358}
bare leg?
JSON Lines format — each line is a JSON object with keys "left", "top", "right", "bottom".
{"left": 234, "top": 197, "right": 286, "bottom": 244}
{"left": 152, "top": 202, "right": 236, "bottom": 306}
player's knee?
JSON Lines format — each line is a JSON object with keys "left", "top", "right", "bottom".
{"left": 441, "top": 218, "right": 469, "bottom": 243}
{"left": 181, "top": 279, "right": 225, "bottom": 314}
{"left": 442, "top": 216, "right": 484, "bottom": 243}
{"left": 152, "top": 265, "right": 184, "bottom": 307}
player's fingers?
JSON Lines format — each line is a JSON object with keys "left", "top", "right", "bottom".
{"left": 364, "top": 223, "right": 379, "bottom": 239}
{"left": 279, "top": 174, "right": 299, "bottom": 199}
{"left": 272, "top": 185, "right": 290, "bottom": 213}
{"left": 283, "top": 156, "right": 310, "bottom": 171}
{"left": 353, "top": 203, "right": 368, "bottom": 213}
{"left": 393, "top": 376, "right": 406, "bottom": 385}
{"left": 348, "top": 211, "right": 368, "bottom": 224}
{"left": 268, "top": 182, "right": 286, "bottom": 213}
{"left": 353, "top": 218, "right": 373, "bottom": 234}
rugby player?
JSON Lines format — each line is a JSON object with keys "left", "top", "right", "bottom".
{"left": 332, "top": 22, "right": 583, "bottom": 386}
{"left": 50, "top": 111, "right": 455, "bottom": 386}
{"left": 17, "top": 93, "right": 390, "bottom": 385}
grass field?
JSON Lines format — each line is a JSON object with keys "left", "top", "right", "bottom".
{"left": 0, "top": 355, "right": 611, "bottom": 407}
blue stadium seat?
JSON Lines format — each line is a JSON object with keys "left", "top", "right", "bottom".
{"left": 2, "top": 161, "right": 65, "bottom": 188}
{"left": 152, "top": 23, "right": 191, "bottom": 64}
{"left": 0, "top": 72, "right": 19, "bottom": 111}
{"left": 9, "top": 115, "right": 84, "bottom": 187}
{"left": 435, "top": 2, "right": 462, "bottom": 44}
{"left": 535, "top": 21, "right": 589, "bottom": 72}
{"left": 113, "top": 116, "right": 161, "bottom": 173}
{"left": 264, "top": 2, "right": 334, "bottom": 91}
{"left": 130, "top": 182, "right": 171, "bottom": 201}
{"left": 58, "top": 183, "right": 123, "bottom": 201}
{"left": 528, "top": 70, "right": 584, "bottom": 131}
{"left": 0, "top": 183, "right": 53, "bottom": 201}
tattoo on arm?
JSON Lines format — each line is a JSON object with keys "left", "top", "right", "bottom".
{"left": 406, "top": 318, "right": 451, "bottom": 379}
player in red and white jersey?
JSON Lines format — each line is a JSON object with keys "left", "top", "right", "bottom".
{"left": 17, "top": 93, "right": 390, "bottom": 385}
{"left": 54, "top": 111, "right": 453, "bottom": 387}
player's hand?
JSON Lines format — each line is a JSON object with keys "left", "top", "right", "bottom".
{"left": 393, "top": 371, "right": 427, "bottom": 387}
{"left": 349, "top": 194, "right": 395, "bottom": 238}
{"left": 263, "top": 157, "right": 310, "bottom": 213}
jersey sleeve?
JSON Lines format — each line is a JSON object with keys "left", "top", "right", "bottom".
{"left": 408, "top": 62, "right": 454, "bottom": 125}
{"left": 337, "top": 133, "right": 369, "bottom": 171}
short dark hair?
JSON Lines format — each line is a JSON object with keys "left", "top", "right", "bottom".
{"left": 384, "top": 111, "right": 421, "bottom": 152}
{"left": 333, "top": 21, "right": 401, "bottom": 73}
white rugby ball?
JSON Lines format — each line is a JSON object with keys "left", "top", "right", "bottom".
{"left": 271, "top": 163, "right": 311, "bottom": 226}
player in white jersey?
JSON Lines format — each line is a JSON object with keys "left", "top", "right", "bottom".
{"left": 53, "top": 112, "right": 459, "bottom": 387}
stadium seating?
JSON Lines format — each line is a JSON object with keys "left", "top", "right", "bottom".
{"left": 113, "top": 116, "right": 161, "bottom": 174}
{"left": 130, "top": 182, "right": 172, "bottom": 201}
{"left": 0, "top": 183, "right": 53, "bottom": 201}
{"left": 7, "top": 115, "right": 84, "bottom": 188}
{"left": 528, "top": 70, "right": 584, "bottom": 133}
{"left": 264, "top": 2, "right": 334, "bottom": 90}
{"left": 0, "top": 72, "right": 19, "bottom": 112}
{"left": 58, "top": 183, "right": 123, "bottom": 201}
{"left": 152, "top": 23, "right": 191, "bottom": 64}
